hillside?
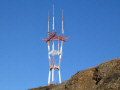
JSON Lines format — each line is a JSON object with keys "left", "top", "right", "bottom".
{"left": 29, "top": 58, "right": 120, "bottom": 90}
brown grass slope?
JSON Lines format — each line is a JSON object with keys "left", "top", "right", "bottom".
{"left": 29, "top": 58, "right": 120, "bottom": 90}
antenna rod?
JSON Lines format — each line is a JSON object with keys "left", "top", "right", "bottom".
{"left": 62, "top": 9, "right": 64, "bottom": 36}
{"left": 48, "top": 11, "right": 49, "bottom": 37}
{"left": 53, "top": 5, "right": 54, "bottom": 33}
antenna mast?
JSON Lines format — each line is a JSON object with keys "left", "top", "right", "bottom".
{"left": 53, "top": 5, "right": 54, "bottom": 33}
{"left": 41, "top": 6, "right": 69, "bottom": 86}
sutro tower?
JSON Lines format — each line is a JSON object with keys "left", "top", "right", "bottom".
{"left": 42, "top": 6, "right": 69, "bottom": 86}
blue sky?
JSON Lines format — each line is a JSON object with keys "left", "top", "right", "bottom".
{"left": 0, "top": 0, "right": 120, "bottom": 90}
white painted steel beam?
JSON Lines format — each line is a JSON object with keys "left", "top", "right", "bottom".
{"left": 58, "top": 70, "right": 61, "bottom": 83}
{"left": 52, "top": 69, "right": 54, "bottom": 84}
{"left": 48, "top": 70, "right": 51, "bottom": 85}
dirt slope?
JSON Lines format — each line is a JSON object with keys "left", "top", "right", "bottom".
{"left": 29, "top": 58, "right": 120, "bottom": 90}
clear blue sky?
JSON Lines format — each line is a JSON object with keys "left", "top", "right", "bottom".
{"left": 0, "top": 0, "right": 120, "bottom": 90}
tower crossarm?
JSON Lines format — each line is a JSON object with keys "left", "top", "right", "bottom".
{"left": 54, "top": 35, "right": 69, "bottom": 41}
{"left": 42, "top": 35, "right": 69, "bottom": 42}
{"left": 41, "top": 32, "right": 56, "bottom": 42}
{"left": 50, "top": 65, "right": 60, "bottom": 70}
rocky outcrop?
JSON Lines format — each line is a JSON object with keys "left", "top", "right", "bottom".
{"left": 29, "top": 58, "right": 120, "bottom": 90}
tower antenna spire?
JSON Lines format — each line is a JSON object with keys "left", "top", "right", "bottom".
{"left": 48, "top": 11, "right": 49, "bottom": 36}
{"left": 62, "top": 9, "right": 64, "bottom": 36}
{"left": 53, "top": 5, "right": 54, "bottom": 33}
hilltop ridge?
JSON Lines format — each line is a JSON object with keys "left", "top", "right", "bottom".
{"left": 29, "top": 58, "right": 120, "bottom": 90}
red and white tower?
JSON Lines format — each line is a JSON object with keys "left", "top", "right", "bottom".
{"left": 42, "top": 6, "right": 69, "bottom": 86}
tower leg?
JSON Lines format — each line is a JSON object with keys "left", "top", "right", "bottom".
{"left": 58, "top": 69, "right": 61, "bottom": 84}
{"left": 48, "top": 69, "right": 51, "bottom": 86}
{"left": 52, "top": 69, "right": 54, "bottom": 84}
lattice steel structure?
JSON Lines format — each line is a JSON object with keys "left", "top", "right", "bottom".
{"left": 42, "top": 6, "right": 69, "bottom": 86}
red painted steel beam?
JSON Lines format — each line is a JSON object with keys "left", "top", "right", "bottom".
{"left": 41, "top": 33, "right": 69, "bottom": 42}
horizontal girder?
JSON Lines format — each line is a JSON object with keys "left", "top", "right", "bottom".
{"left": 49, "top": 50, "right": 62, "bottom": 56}
{"left": 49, "top": 65, "right": 60, "bottom": 70}
{"left": 41, "top": 32, "right": 69, "bottom": 42}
